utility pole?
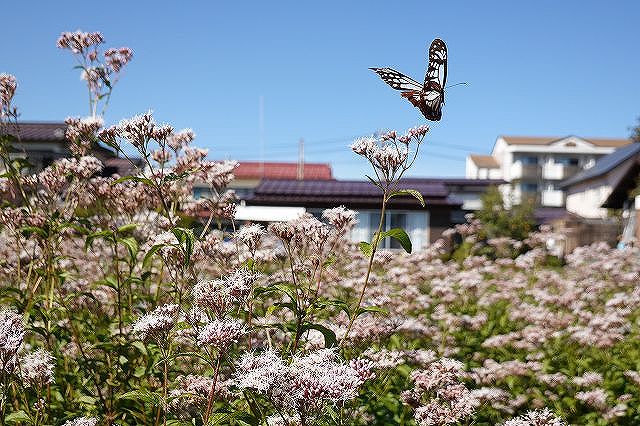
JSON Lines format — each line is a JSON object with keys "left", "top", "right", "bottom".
{"left": 259, "top": 96, "right": 264, "bottom": 178}
{"left": 297, "top": 138, "right": 304, "bottom": 180}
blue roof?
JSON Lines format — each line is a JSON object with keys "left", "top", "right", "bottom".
{"left": 560, "top": 143, "right": 640, "bottom": 188}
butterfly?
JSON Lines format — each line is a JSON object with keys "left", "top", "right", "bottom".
{"left": 370, "top": 38, "right": 447, "bottom": 121}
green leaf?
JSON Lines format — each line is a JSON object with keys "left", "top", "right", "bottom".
{"left": 301, "top": 323, "right": 338, "bottom": 347}
{"left": 206, "top": 412, "right": 232, "bottom": 425}
{"left": 119, "top": 389, "right": 162, "bottom": 406}
{"left": 388, "top": 188, "right": 425, "bottom": 207}
{"left": 358, "top": 241, "right": 372, "bottom": 257}
{"left": 161, "top": 171, "right": 191, "bottom": 183}
{"left": 5, "top": 411, "right": 32, "bottom": 424}
{"left": 273, "top": 284, "right": 299, "bottom": 306}
{"left": 143, "top": 243, "right": 164, "bottom": 267}
{"left": 118, "top": 236, "right": 139, "bottom": 260}
{"left": 322, "top": 254, "right": 337, "bottom": 268}
{"left": 364, "top": 174, "right": 383, "bottom": 190}
{"left": 171, "top": 227, "right": 195, "bottom": 265}
{"left": 356, "top": 305, "right": 389, "bottom": 317}
{"left": 19, "top": 226, "right": 48, "bottom": 239}
{"left": 112, "top": 175, "right": 155, "bottom": 186}
{"left": 117, "top": 223, "right": 138, "bottom": 234}
{"left": 85, "top": 229, "right": 114, "bottom": 249}
{"left": 382, "top": 228, "right": 412, "bottom": 253}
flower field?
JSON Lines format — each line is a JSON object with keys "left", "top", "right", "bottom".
{"left": 1, "top": 31, "right": 639, "bottom": 426}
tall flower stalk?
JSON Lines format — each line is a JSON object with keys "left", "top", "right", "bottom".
{"left": 343, "top": 126, "right": 428, "bottom": 342}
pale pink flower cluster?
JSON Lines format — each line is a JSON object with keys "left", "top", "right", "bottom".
{"left": 0, "top": 308, "right": 24, "bottom": 374}
{"left": 54, "top": 156, "right": 104, "bottom": 179}
{"left": 236, "top": 224, "right": 265, "bottom": 253}
{"left": 235, "top": 348, "right": 371, "bottom": 418}
{"left": 351, "top": 136, "right": 409, "bottom": 176}
{"left": 575, "top": 388, "right": 609, "bottom": 411}
{"left": 200, "top": 160, "right": 238, "bottom": 191}
{"left": 132, "top": 304, "right": 180, "bottom": 342}
{"left": 167, "top": 128, "right": 196, "bottom": 151}
{"left": 64, "top": 116, "right": 104, "bottom": 156}
{"left": 62, "top": 417, "right": 98, "bottom": 426}
{"left": 402, "top": 358, "right": 479, "bottom": 426}
{"left": 193, "top": 269, "right": 258, "bottom": 317}
{"left": 350, "top": 126, "right": 427, "bottom": 182}
{"left": 107, "top": 111, "right": 169, "bottom": 150}
{"left": 56, "top": 31, "right": 104, "bottom": 53}
{"left": 20, "top": 348, "right": 55, "bottom": 387}
{"left": 321, "top": 206, "right": 358, "bottom": 231}
{"left": 572, "top": 371, "right": 603, "bottom": 387}
{"left": 104, "top": 47, "right": 133, "bottom": 73}
{"left": 197, "top": 318, "right": 245, "bottom": 350}
{"left": 0, "top": 73, "right": 17, "bottom": 115}
{"left": 168, "top": 374, "right": 228, "bottom": 414}
{"left": 501, "top": 408, "right": 566, "bottom": 426}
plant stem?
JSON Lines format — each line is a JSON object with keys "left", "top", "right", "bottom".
{"left": 204, "top": 352, "right": 223, "bottom": 424}
{"left": 342, "top": 193, "right": 387, "bottom": 343}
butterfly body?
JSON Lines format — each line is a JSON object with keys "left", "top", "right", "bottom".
{"left": 371, "top": 38, "right": 447, "bottom": 121}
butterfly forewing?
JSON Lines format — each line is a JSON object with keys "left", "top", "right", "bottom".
{"left": 369, "top": 68, "right": 423, "bottom": 91}
{"left": 424, "top": 38, "right": 447, "bottom": 89}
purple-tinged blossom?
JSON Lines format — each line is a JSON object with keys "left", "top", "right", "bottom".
{"left": 20, "top": 349, "right": 55, "bottom": 387}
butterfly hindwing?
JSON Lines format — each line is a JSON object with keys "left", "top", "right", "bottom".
{"left": 369, "top": 68, "right": 423, "bottom": 91}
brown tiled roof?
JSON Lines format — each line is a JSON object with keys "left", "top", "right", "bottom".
{"left": 234, "top": 161, "right": 333, "bottom": 180}
{"left": 4, "top": 122, "right": 67, "bottom": 141}
{"left": 469, "top": 154, "right": 499, "bottom": 168}
{"left": 248, "top": 179, "right": 461, "bottom": 209}
{"left": 500, "top": 135, "right": 631, "bottom": 148}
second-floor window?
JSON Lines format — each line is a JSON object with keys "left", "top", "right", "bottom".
{"left": 555, "top": 157, "right": 579, "bottom": 166}
{"left": 518, "top": 156, "right": 539, "bottom": 165}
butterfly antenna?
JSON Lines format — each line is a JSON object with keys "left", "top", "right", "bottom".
{"left": 445, "top": 82, "right": 468, "bottom": 89}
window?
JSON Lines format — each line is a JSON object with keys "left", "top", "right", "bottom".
{"left": 555, "top": 157, "right": 579, "bottom": 166}
{"left": 519, "top": 156, "right": 539, "bottom": 165}
{"left": 521, "top": 182, "right": 538, "bottom": 192}
{"left": 359, "top": 211, "right": 425, "bottom": 249}
{"left": 193, "top": 187, "right": 211, "bottom": 199}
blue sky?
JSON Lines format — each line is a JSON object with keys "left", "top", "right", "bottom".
{"left": 2, "top": 1, "right": 639, "bottom": 179}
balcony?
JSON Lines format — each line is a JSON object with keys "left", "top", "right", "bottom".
{"left": 542, "top": 163, "right": 581, "bottom": 180}
{"left": 541, "top": 189, "right": 565, "bottom": 207}
{"left": 510, "top": 162, "right": 540, "bottom": 180}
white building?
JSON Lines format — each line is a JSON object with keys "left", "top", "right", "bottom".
{"left": 561, "top": 143, "right": 640, "bottom": 219}
{"left": 466, "top": 135, "right": 631, "bottom": 207}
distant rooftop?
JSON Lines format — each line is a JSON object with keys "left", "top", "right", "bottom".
{"left": 469, "top": 154, "right": 500, "bottom": 168}
{"left": 500, "top": 135, "right": 631, "bottom": 148}
{"left": 248, "top": 179, "right": 461, "bottom": 209}
{"left": 560, "top": 143, "right": 640, "bottom": 188}
{"left": 234, "top": 161, "right": 333, "bottom": 180}
{"left": 3, "top": 122, "right": 66, "bottom": 141}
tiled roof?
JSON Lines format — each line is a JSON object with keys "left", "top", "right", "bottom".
{"left": 500, "top": 135, "right": 631, "bottom": 148}
{"left": 403, "top": 177, "right": 505, "bottom": 186}
{"left": 248, "top": 179, "right": 461, "bottom": 208}
{"left": 534, "top": 208, "right": 577, "bottom": 224}
{"left": 4, "top": 122, "right": 66, "bottom": 141}
{"left": 234, "top": 161, "right": 332, "bottom": 180}
{"left": 469, "top": 154, "right": 500, "bottom": 168}
{"left": 560, "top": 143, "right": 640, "bottom": 188}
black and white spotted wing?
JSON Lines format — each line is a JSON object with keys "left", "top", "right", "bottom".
{"left": 370, "top": 38, "right": 448, "bottom": 122}
{"left": 369, "top": 68, "right": 423, "bottom": 91}
{"left": 425, "top": 38, "right": 447, "bottom": 89}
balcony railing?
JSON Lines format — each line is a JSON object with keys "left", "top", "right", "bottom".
{"left": 510, "top": 163, "right": 540, "bottom": 180}
{"left": 541, "top": 189, "right": 565, "bottom": 207}
{"left": 542, "top": 164, "right": 581, "bottom": 180}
